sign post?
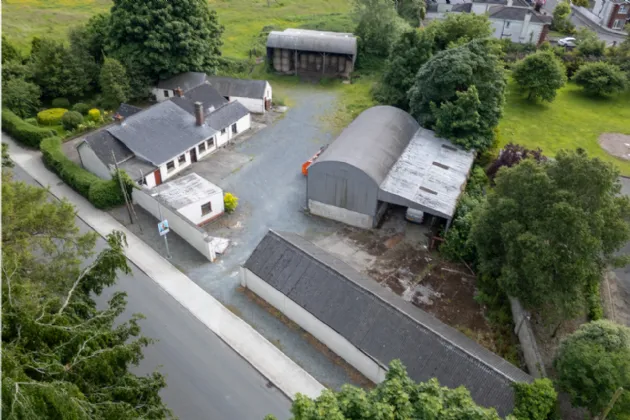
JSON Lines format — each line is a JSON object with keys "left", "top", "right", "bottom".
{"left": 158, "top": 219, "right": 171, "bottom": 259}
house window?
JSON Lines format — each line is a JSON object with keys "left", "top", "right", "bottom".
{"left": 620, "top": 5, "right": 628, "bottom": 13}
{"left": 221, "top": 128, "right": 226, "bottom": 135}
{"left": 613, "top": 19, "right": 624, "bottom": 29}
{"left": 208, "top": 137, "right": 215, "bottom": 147}
{"left": 166, "top": 160, "right": 175, "bottom": 172}
{"left": 505, "top": 21, "right": 510, "bottom": 28}
{"left": 201, "top": 202, "right": 212, "bottom": 216}
{"left": 164, "top": 90, "right": 170, "bottom": 98}
{"left": 232, "top": 123, "right": 237, "bottom": 134}
{"left": 199, "top": 142, "right": 207, "bottom": 153}
{"left": 178, "top": 154, "right": 186, "bottom": 164}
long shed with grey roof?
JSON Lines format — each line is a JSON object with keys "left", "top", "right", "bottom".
{"left": 307, "top": 106, "right": 474, "bottom": 229}
{"left": 206, "top": 76, "right": 273, "bottom": 114}
{"left": 267, "top": 29, "right": 357, "bottom": 77}
{"left": 241, "top": 230, "right": 532, "bottom": 416}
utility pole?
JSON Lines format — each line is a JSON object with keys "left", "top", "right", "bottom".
{"left": 155, "top": 187, "right": 172, "bottom": 259}
{"left": 600, "top": 388, "right": 624, "bottom": 420}
{"left": 112, "top": 151, "right": 134, "bottom": 225}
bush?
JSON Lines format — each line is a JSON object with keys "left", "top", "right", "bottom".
{"left": 2, "top": 108, "right": 56, "bottom": 148}
{"left": 40, "top": 137, "right": 130, "bottom": 209}
{"left": 37, "top": 108, "right": 68, "bottom": 126}
{"left": 573, "top": 62, "right": 627, "bottom": 96}
{"left": 586, "top": 279, "right": 604, "bottom": 321}
{"left": 2, "top": 78, "right": 42, "bottom": 118}
{"left": 51, "top": 98, "right": 71, "bottom": 108}
{"left": 512, "top": 378, "right": 558, "bottom": 420}
{"left": 72, "top": 102, "right": 91, "bottom": 115}
{"left": 224, "top": 192, "right": 239, "bottom": 213}
{"left": 88, "top": 108, "right": 101, "bottom": 122}
{"left": 486, "top": 143, "right": 547, "bottom": 181}
{"left": 61, "top": 111, "right": 83, "bottom": 131}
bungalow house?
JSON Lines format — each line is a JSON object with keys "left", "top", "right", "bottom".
{"left": 77, "top": 84, "right": 250, "bottom": 188}
{"left": 206, "top": 76, "right": 273, "bottom": 114}
{"left": 152, "top": 71, "right": 208, "bottom": 102}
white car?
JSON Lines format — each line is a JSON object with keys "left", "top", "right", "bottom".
{"left": 557, "top": 37, "right": 577, "bottom": 47}
{"left": 405, "top": 208, "right": 425, "bottom": 224}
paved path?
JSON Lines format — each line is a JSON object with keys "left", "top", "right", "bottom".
{"left": 4, "top": 134, "right": 325, "bottom": 417}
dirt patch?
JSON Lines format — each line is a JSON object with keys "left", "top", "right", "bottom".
{"left": 599, "top": 132, "right": 630, "bottom": 160}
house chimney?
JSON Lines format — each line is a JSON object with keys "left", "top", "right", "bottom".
{"left": 194, "top": 102, "right": 204, "bottom": 126}
{"left": 520, "top": 10, "right": 533, "bottom": 40}
{"left": 174, "top": 87, "right": 183, "bottom": 97}
{"left": 507, "top": 0, "right": 513, "bottom": 6}
{"left": 114, "top": 113, "right": 124, "bottom": 123}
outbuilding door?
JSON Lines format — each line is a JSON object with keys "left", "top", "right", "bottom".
{"left": 265, "top": 98, "right": 271, "bottom": 111}
{"left": 154, "top": 169, "right": 162, "bottom": 186}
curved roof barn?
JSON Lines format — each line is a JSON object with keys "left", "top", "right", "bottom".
{"left": 267, "top": 29, "right": 357, "bottom": 61}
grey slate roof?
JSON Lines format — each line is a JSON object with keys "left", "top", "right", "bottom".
{"left": 114, "top": 103, "right": 143, "bottom": 119}
{"left": 107, "top": 101, "right": 217, "bottom": 166}
{"left": 169, "top": 83, "right": 228, "bottom": 115}
{"left": 489, "top": 6, "right": 547, "bottom": 22}
{"left": 206, "top": 76, "right": 268, "bottom": 99}
{"left": 83, "top": 129, "right": 133, "bottom": 166}
{"left": 157, "top": 72, "right": 207, "bottom": 92}
{"left": 151, "top": 173, "right": 222, "bottom": 209}
{"left": 267, "top": 29, "right": 357, "bottom": 58}
{"left": 452, "top": 3, "right": 473, "bottom": 12}
{"left": 206, "top": 101, "right": 250, "bottom": 131}
{"left": 245, "top": 231, "right": 533, "bottom": 416}
{"left": 118, "top": 156, "right": 157, "bottom": 181}
{"left": 314, "top": 106, "right": 420, "bottom": 187}
{"left": 474, "top": 0, "right": 530, "bottom": 5}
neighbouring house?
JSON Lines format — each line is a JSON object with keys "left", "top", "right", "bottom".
{"left": 241, "top": 230, "right": 533, "bottom": 417}
{"left": 592, "top": 0, "right": 630, "bottom": 29}
{"left": 306, "top": 106, "right": 475, "bottom": 230}
{"left": 206, "top": 76, "right": 273, "bottom": 114}
{"left": 471, "top": 0, "right": 530, "bottom": 13}
{"left": 113, "top": 103, "right": 143, "bottom": 120}
{"left": 152, "top": 71, "right": 208, "bottom": 102}
{"left": 267, "top": 28, "right": 357, "bottom": 77}
{"left": 77, "top": 85, "right": 250, "bottom": 188}
{"left": 149, "top": 172, "right": 224, "bottom": 226}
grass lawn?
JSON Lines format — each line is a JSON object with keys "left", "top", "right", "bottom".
{"left": 498, "top": 80, "right": 630, "bottom": 176}
{"left": 3, "top": 0, "right": 354, "bottom": 57}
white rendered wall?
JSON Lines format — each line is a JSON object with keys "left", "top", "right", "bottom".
{"left": 77, "top": 144, "right": 113, "bottom": 180}
{"left": 231, "top": 97, "right": 265, "bottom": 114}
{"left": 159, "top": 150, "right": 192, "bottom": 182}
{"left": 144, "top": 171, "right": 157, "bottom": 189}
{"left": 308, "top": 199, "right": 374, "bottom": 229}
{"left": 152, "top": 88, "right": 174, "bottom": 102}
{"left": 178, "top": 191, "right": 225, "bottom": 225}
{"left": 241, "top": 267, "right": 388, "bottom": 384}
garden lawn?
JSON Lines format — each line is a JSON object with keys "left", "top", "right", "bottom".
{"left": 498, "top": 80, "right": 630, "bottom": 176}
{"left": 3, "top": 0, "right": 354, "bottom": 58}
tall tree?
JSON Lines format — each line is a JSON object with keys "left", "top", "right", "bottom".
{"left": 376, "top": 28, "right": 433, "bottom": 109}
{"left": 265, "top": 360, "right": 502, "bottom": 420}
{"left": 2, "top": 35, "right": 21, "bottom": 64}
{"left": 99, "top": 57, "right": 131, "bottom": 108}
{"left": 554, "top": 320, "right": 630, "bottom": 418}
{"left": 2, "top": 78, "right": 41, "bottom": 118}
{"left": 576, "top": 28, "right": 606, "bottom": 57}
{"left": 354, "top": 0, "right": 409, "bottom": 58}
{"left": 427, "top": 12, "right": 492, "bottom": 51}
{"left": 28, "top": 39, "right": 91, "bottom": 99}
{"left": 472, "top": 150, "right": 630, "bottom": 319}
{"left": 431, "top": 85, "right": 485, "bottom": 150}
{"left": 83, "top": 13, "right": 112, "bottom": 64}
{"left": 1, "top": 174, "right": 171, "bottom": 419}
{"left": 108, "top": 0, "right": 224, "bottom": 81}
{"left": 574, "top": 61, "right": 627, "bottom": 96}
{"left": 408, "top": 39, "right": 506, "bottom": 151}
{"left": 551, "top": 1, "right": 573, "bottom": 33}
{"left": 512, "top": 51, "right": 567, "bottom": 102}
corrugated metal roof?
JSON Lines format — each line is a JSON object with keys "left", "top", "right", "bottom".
{"left": 313, "top": 106, "right": 420, "bottom": 187}
{"left": 151, "top": 173, "right": 221, "bottom": 209}
{"left": 244, "top": 230, "right": 532, "bottom": 417}
{"left": 156, "top": 72, "right": 208, "bottom": 91}
{"left": 207, "top": 76, "right": 268, "bottom": 99}
{"left": 267, "top": 29, "right": 357, "bottom": 57}
{"left": 379, "top": 128, "right": 475, "bottom": 220}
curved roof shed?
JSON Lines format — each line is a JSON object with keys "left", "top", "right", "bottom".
{"left": 267, "top": 29, "right": 358, "bottom": 61}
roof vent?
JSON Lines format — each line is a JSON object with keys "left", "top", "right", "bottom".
{"left": 441, "top": 144, "right": 458, "bottom": 152}
{"left": 432, "top": 161, "right": 450, "bottom": 170}
{"left": 419, "top": 186, "right": 438, "bottom": 195}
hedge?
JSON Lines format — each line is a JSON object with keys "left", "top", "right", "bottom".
{"left": 72, "top": 103, "right": 91, "bottom": 115}
{"left": 2, "top": 108, "right": 56, "bottom": 148}
{"left": 52, "top": 98, "right": 71, "bottom": 108}
{"left": 37, "top": 108, "right": 68, "bottom": 126}
{"left": 40, "top": 137, "right": 130, "bottom": 209}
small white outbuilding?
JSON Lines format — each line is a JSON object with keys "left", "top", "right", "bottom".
{"left": 151, "top": 173, "right": 224, "bottom": 226}
{"left": 206, "top": 76, "right": 272, "bottom": 114}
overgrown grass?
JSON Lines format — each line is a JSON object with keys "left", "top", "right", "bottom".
{"left": 498, "top": 79, "right": 630, "bottom": 175}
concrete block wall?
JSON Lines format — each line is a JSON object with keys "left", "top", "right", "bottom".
{"left": 510, "top": 297, "right": 546, "bottom": 378}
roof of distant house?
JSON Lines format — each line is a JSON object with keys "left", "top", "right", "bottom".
{"left": 244, "top": 230, "right": 532, "bottom": 417}
{"left": 169, "top": 83, "right": 228, "bottom": 115}
{"left": 157, "top": 72, "right": 208, "bottom": 92}
{"left": 114, "top": 103, "right": 143, "bottom": 120}
{"left": 107, "top": 100, "right": 217, "bottom": 166}
{"left": 488, "top": 6, "right": 548, "bottom": 22}
{"left": 474, "top": 0, "right": 530, "bottom": 6}
{"left": 205, "top": 101, "right": 250, "bottom": 132}
{"left": 83, "top": 129, "right": 134, "bottom": 166}
{"left": 206, "top": 76, "right": 268, "bottom": 99}
{"left": 151, "top": 173, "right": 222, "bottom": 209}
{"left": 267, "top": 28, "right": 357, "bottom": 58}
{"left": 452, "top": 3, "right": 473, "bottom": 12}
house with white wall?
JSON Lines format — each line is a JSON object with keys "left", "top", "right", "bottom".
{"left": 206, "top": 76, "right": 273, "bottom": 114}
{"left": 152, "top": 71, "right": 208, "bottom": 102}
{"left": 77, "top": 85, "right": 250, "bottom": 188}
{"left": 591, "top": 0, "right": 630, "bottom": 30}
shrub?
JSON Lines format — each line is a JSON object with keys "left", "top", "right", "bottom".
{"left": 2, "top": 108, "right": 56, "bottom": 148}
{"left": 512, "top": 378, "right": 558, "bottom": 420}
{"left": 51, "top": 98, "right": 71, "bottom": 108}
{"left": 512, "top": 51, "right": 567, "bottom": 102}
{"left": 61, "top": 111, "right": 83, "bottom": 131}
{"left": 72, "top": 102, "right": 91, "bottom": 115}
{"left": 88, "top": 108, "right": 101, "bottom": 122}
{"left": 88, "top": 179, "right": 125, "bottom": 209}
{"left": 486, "top": 143, "right": 547, "bottom": 181}
{"left": 573, "top": 62, "right": 627, "bottom": 96}
{"left": 224, "top": 192, "right": 239, "bottom": 213}
{"left": 37, "top": 108, "right": 68, "bottom": 126}
{"left": 585, "top": 279, "right": 604, "bottom": 321}
{"left": 2, "top": 78, "right": 41, "bottom": 118}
